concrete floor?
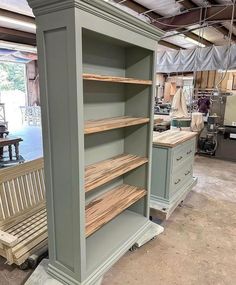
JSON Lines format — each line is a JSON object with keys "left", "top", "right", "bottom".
{"left": 1, "top": 156, "right": 236, "bottom": 285}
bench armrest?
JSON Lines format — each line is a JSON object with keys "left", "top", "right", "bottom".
{"left": 0, "top": 230, "right": 18, "bottom": 247}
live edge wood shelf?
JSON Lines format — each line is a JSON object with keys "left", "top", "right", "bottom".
{"left": 30, "top": 0, "right": 162, "bottom": 283}
{"left": 83, "top": 73, "right": 153, "bottom": 85}
{"left": 85, "top": 154, "right": 148, "bottom": 192}
{"left": 86, "top": 184, "right": 147, "bottom": 237}
{"left": 85, "top": 116, "right": 150, "bottom": 134}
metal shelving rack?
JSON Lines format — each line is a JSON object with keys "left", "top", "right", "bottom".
{"left": 27, "top": 0, "right": 163, "bottom": 284}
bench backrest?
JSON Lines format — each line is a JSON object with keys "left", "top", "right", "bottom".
{"left": 0, "top": 158, "right": 45, "bottom": 226}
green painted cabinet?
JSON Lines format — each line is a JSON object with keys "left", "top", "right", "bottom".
{"left": 151, "top": 131, "right": 197, "bottom": 219}
{"left": 26, "top": 0, "right": 163, "bottom": 284}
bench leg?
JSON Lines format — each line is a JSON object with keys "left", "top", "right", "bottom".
{"left": 8, "top": 145, "right": 13, "bottom": 160}
{"left": 14, "top": 143, "right": 20, "bottom": 160}
{"left": 3, "top": 246, "right": 14, "bottom": 265}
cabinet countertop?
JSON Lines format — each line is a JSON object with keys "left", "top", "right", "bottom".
{"left": 153, "top": 130, "right": 197, "bottom": 148}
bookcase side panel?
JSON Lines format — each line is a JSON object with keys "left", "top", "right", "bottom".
{"left": 35, "top": 8, "right": 86, "bottom": 282}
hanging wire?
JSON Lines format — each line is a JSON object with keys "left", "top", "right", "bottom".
{"left": 191, "top": 3, "right": 208, "bottom": 115}
{"left": 215, "top": 0, "right": 236, "bottom": 91}
{"left": 151, "top": 6, "right": 230, "bottom": 30}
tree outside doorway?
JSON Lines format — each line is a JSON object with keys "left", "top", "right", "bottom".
{"left": 0, "top": 62, "right": 27, "bottom": 130}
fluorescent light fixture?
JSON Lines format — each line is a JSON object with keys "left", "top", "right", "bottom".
{"left": 185, "top": 37, "right": 206, "bottom": 48}
{"left": 0, "top": 16, "right": 36, "bottom": 30}
{"left": 0, "top": 40, "right": 37, "bottom": 53}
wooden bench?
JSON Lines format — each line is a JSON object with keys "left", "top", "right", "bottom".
{"left": 0, "top": 158, "right": 47, "bottom": 266}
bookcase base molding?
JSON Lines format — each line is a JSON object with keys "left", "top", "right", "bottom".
{"left": 26, "top": 218, "right": 163, "bottom": 285}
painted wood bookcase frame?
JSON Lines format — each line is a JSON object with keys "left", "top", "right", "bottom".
{"left": 27, "top": 0, "right": 163, "bottom": 284}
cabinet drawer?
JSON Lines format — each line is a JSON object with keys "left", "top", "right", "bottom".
{"left": 170, "top": 161, "right": 193, "bottom": 197}
{"left": 172, "top": 139, "right": 195, "bottom": 170}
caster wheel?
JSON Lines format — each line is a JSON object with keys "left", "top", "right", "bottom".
{"left": 19, "top": 260, "right": 29, "bottom": 270}
{"left": 28, "top": 258, "right": 38, "bottom": 269}
{"left": 149, "top": 215, "right": 153, "bottom": 221}
{"left": 129, "top": 245, "right": 137, "bottom": 252}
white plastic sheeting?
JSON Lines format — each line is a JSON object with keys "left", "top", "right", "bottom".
{"left": 156, "top": 44, "right": 236, "bottom": 73}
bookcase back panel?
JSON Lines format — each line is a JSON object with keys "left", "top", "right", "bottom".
{"left": 124, "top": 165, "right": 148, "bottom": 216}
{"left": 85, "top": 178, "right": 123, "bottom": 205}
{"left": 82, "top": 29, "right": 153, "bottom": 81}
{"left": 125, "top": 85, "right": 152, "bottom": 118}
{"left": 82, "top": 29, "right": 126, "bottom": 77}
{"left": 124, "top": 124, "right": 149, "bottom": 158}
{"left": 83, "top": 81, "right": 125, "bottom": 120}
{"left": 84, "top": 129, "right": 124, "bottom": 166}
{"left": 125, "top": 47, "right": 154, "bottom": 81}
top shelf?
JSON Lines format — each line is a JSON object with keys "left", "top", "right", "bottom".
{"left": 83, "top": 73, "right": 153, "bottom": 85}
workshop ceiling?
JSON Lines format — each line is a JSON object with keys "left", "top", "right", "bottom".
{"left": 0, "top": 0, "right": 33, "bottom": 17}
{"left": 0, "top": 0, "right": 235, "bottom": 51}
{"left": 112, "top": 0, "right": 236, "bottom": 50}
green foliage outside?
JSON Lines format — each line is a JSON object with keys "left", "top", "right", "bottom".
{"left": 0, "top": 62, "right": 26, "bottom": 93}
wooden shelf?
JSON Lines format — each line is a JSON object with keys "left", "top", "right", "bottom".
{"left": 85, "top": 154, "right": 148, "bottom": 193}
{"left": 83, "top": 73, "right": 152, "bottom": 85}
{"left": 85, "top": 116, "right": 149, "bottom": 134}
{"left": 85, "top": 184, "right": 146, "bottom": 237}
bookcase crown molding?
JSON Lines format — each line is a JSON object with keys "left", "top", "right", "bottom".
{"left": 27, "top": 0, "right": 163, "bottom": 41}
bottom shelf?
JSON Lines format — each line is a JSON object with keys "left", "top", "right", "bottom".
{"left": 86, "top": 210, "right": 148, "bottom": 277}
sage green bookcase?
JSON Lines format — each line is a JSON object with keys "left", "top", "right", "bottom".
{"left": 27, "top": 0, "right": 163, "bottom": 284}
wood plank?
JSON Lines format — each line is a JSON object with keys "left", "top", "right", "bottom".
{"left": 85, "top": 154, "right": 148, "bottom": 193}
{"left": 0, "top": 230, "right": 18, "bottom": 247}
{"left": 12, "top": 226, "right": 47, "bottom": 254}
{"left": 13, "top": 231, "right": 47, "bottom": 259}
{"left": 0, "top": 158, "right": 44, "bottom": 183}
{"left": 5, "top": 208, "right": 46, "bottom": 233}
{"left": 8, "top": 211, "right": 47, "bottom": 237}
{"left": 1, "top": 204, "right": 45, "bottom": 230}
{"left": 86, "top": 184, "right": 146, "bottom": 237}
{"left": 83, "top": 73, "right": 152, "bottom": 85}
{"left": 14, "top": 239, "right": 47, "bottom": 265}
{"left": 153, "top": 130, "right": 197, "bottom": 148}
{"left": 85, "top": 116, "right": 149, "bottom": 134}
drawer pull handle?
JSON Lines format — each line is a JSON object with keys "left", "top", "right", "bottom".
{"left": 187, "top": 150, "right": 192, "bottom": 155}
{"left": 185, "top": 170, "right": 191, "bottom": 176}
{"left": 175, "top": 179, "right": 181, "bottom": 185}
{"left": 176, "top": 156, "right": 183, "bottom": 161}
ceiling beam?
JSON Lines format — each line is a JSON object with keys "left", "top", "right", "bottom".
{"left": 180, "top": 0, "right": 196, "bottom": 10}
{"left": 213, "top": 24, "right": 236, "bottom": 41}
{"left": 0, "top": 27, "right": 36, "bottom": 45}
{"left": 153, "top": 5, "right": 236, "bottom": 31}
{"left": 0, "top": 8, "right": 34, "bottom": 23}
{"left": 112, "top": 0, "right": 162, "bottom": 19}
{"left": 179, "top": 28, "right": 212, "bottom": 46}
{"left": 206, "top": 0, "right": 219, "bottom": 4}
{"left": 158, "top": 40, "right": 183, "bottom": 50}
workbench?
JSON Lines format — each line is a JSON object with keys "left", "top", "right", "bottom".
{"left": 150, "top": 130, "right": 198, "bottom": 219}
